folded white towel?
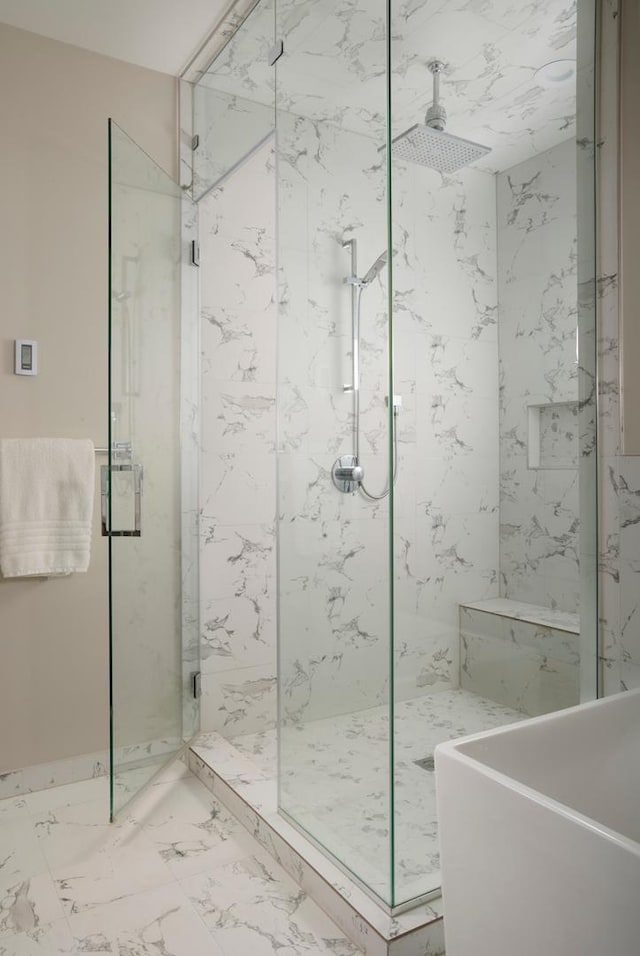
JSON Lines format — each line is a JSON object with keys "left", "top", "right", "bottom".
{"left": 0, "top": 438, "right": 95, "bottom": 578}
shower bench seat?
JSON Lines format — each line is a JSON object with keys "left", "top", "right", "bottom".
{"left": 458, "top": 598, "right": 580, "bottom": 718}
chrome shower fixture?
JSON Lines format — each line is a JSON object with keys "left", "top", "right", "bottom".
{"left": 361, "top": 250, "right": 388, "bottom": 285}
{"left": 346, "top": 249, "right": 389, "bottom": 288}
{"left": 332, "top": 237, "right": 398, "bottom": 500}
{"left": 390, "top": 59, "right": 491, "bottom": 173}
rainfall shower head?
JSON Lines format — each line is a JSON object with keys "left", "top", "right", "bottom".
{"left": 391, "top": 60, "right": 491, "bottom": 173}
{"left": 361, "top": 250, "right": 388, "bottom": 286}
{"left": 391, "top": 124, "right": 491, "bottom": 173}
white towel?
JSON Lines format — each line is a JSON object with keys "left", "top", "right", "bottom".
{"left": 0, "top": 438, "right": 95, "bottom": 578}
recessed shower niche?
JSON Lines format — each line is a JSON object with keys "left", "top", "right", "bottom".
{"left": 528, "top": 402, "right": 579, "bottom": 470}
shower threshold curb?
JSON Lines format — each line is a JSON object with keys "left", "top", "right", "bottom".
{"left": 188, "top": 733, "right": 445, "bottom": 956}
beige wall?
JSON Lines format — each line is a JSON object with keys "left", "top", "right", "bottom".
{"left": 0, "top": 23, "right": 178, "bottom": 773}
{"left": 620, "top": 0, "right": 640, "bottom": 454}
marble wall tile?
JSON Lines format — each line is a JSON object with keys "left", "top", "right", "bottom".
{"left": 0, "top": 750, "right": 109, "bottom": 802}
{"left": 195, "top": 10, "right": 607, "bottom": 751}
{"left": 497, "top": 139, "right": 580, "bottom": 614}
{"left": 593, "top": 0, "right": 640, "bottom": 698}
{"left": 199, "top": 139, "right": 278, "bottom": 736}
{"left": 200, "top": 663, "right": 278, "bottom": 737}
{"left": 276, "top": 105, "right": 502, "bottom": 719}
{"left": 460, "top": 604, "right": 580, "bottom": 716}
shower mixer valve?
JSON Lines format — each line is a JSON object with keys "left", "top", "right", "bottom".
{"left": 331, "top": 455, "right": 364, "bottom": 494}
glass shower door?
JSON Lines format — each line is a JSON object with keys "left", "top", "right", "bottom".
{"left": 108, "top": 120, "right": 190, "bottom": 818}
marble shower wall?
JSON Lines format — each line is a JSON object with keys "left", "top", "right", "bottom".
{"left": 598, "top": 0, "right": 640, "bottom": 697}
{"left": 277, "top": 109, "right": 500, "bottom": 722}
{"left": 497, "top": 139, "right": 580, "bottom": 614}
{"left": 199, "top": 140, "right": 278, "bottom": 736}
{"left": 391, "top": 149, "right": 501, "bottom": 701}
{"left": 197, "top": 104, "right": 499, "bottom": 735}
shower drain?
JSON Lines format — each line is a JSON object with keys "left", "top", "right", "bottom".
{"left": 414, "top": 755, "right": 435, "bottom": 772}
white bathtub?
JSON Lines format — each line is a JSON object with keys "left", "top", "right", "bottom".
{"left": 435, "top": 689, "right": 640, "bottom": 956}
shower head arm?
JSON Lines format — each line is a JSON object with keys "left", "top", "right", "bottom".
{"left": 426, "top": 59, "right": 447, "bottom": 131}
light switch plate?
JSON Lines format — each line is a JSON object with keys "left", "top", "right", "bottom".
{"left": 15, "top": 340, "right": 37, "bottom": 376}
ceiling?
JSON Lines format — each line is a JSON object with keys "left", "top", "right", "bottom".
{"left": 202, "top": 0, "right": 578, "bottom": 173}
{"left": 0, "top": 0, "right": 580, "bottom": 171}
{"left": 0, "top": 0, "right": 231, "bottom": 75}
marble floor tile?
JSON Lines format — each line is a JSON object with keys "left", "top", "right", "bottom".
{"left": 0, "top": 816, "right": 63, "bottom": 941}
{"left": 131, "top": 776, "right": 259, "bottom": 879}
{"left": 0, "top": 874, "right": 66, "bottom": 940}
{"left": 22, "top": 777, "right": 108, "bottom": 816}
{"left": 0, "top": 766, "right": 360, "bottom": 955}
{"left": 234, "top": 688, "right": 524, "bottom": 904}
{"left": 67, "top": 882, "right": 225, "bottom": 956}
{"left": 0, "top": 798, "right": 27, "bottom": 825}
{"left": 32, "top": 799, "right": 178, "bottom": 916}
{"left": 0, "top": 817, "right": 48, "bottom": 892}
{"left": 181, "top": 849, "right": 361, "bottom": 955}
{"left": 0, "top": 917, "right": 76, "bottom": 955}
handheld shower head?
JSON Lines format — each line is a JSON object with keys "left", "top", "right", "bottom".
{"left": 361, "top": 250, "right": 388, "bottom": 286}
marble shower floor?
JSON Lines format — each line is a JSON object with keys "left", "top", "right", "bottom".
{"left": 0, "top": 760, "right": 361, "bottom": 955}
{"left": 231, "top": 689, "right": 524, "bottom": 905}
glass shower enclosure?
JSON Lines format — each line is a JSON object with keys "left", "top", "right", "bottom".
{"left": 189, "top": 0, "right": 598, "bottom": 915}
{"left": 107, "top": 120, "right": 200, "bottom": 818}
{"left": 273, "top": 0, "right": 598, "bottom": 912}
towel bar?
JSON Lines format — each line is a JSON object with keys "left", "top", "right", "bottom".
{"left": 94, "top": 441, "right": 132, "bottom": 460}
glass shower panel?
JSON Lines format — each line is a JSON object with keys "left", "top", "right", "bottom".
{"left": 389, "top": 0, "right": 598, "bottom": 907}
{"left": 275, "top": 0, "right": 394, "bottom": 904}
{"left": 192, "top": 0, "right": 275, "bottom": 200}
{"left": 108, "top": 120, "right": 188, "bottom": 818}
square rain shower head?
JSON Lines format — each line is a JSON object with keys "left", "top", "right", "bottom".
{"left": 390, "top": 124, "right": 491, "bottom": 174}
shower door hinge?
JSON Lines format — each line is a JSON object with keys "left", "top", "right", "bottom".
{"left": 192, "top": 671, "right": 201, "bottom": 700}
{"left": 190, "top": 240, "right": 200, "bottom": 267}
{"left": 268, "top": 39, "right": 284, "bottom": 65}
{"left": 191, "top": 134, "right": 200, "bottom": 151}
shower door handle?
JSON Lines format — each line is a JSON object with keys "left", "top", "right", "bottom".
{"left": 101, "top": 463, "right": 143, "bottom": 537}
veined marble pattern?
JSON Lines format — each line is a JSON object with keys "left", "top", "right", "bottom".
{"left": 277, "top": 108, "right": 500, "bottom": 725}
{"left": 232, "top": 689, "right": 523, "bottom": 906}
{"left": 0, "top": 752, "right": 107, "bottom": 803}
{"left": 497, "top": 139, "right": 580, "bottom": 615}
{"left": 197, "top": 96, "right": 500, "bottom": 737}
{"left": 0, "top": 761, "right": 359, "bottom": 956}
{"left": 460, "top": 604, "right": 580, "bottom": 716}
{"left": 461, "top": 597, "right": 579, "bottom": 634}
{"left": 191, "top": 0, "right": 602, "bottom": 922}
{"left": 197, "top": 0, "right": 576, "bottom": 173}
{"left": 0, "top": 738, "right": 184, "bottom": 803}
{"left": 596, "top": 0, "right": 640, "bottom": 700}
{"left": 188, "top": 737, "right": 446, "bottom": 956}
{"left": 199, "top": 138, "right": 278, "bottom": 737}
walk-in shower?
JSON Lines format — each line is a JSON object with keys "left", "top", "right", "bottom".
{"left": 191, "top": 0, "right": 598, "bottom": 918}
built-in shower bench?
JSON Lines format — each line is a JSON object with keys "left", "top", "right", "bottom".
{"left": 458, "top": 598, "right": 580, "bottom": 718}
